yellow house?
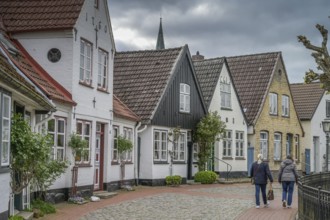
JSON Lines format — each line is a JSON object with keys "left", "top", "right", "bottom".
{"left": 227, "top": 52, "right": 304, "bottom": 171}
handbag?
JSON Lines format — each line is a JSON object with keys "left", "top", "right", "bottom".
{"left": 267, "top": 184, "right": 274, "bottom": 200}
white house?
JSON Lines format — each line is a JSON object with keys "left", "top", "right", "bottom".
{"left": 193, "top": 55, "right": 248, "bottom": 178}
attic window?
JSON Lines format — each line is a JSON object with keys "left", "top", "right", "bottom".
{"left": 47, "top": 48, "right": 61, "bottom": 63}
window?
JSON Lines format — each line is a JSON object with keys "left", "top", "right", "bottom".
{"left": 282, "top": 95, "right": 289, "bottom": 117}
{"left": 123, "top": 127, "right": 133, "bottom": 161}
{"left": 235, "top": 131, "right": 244, "bottom": 157}
{"left": 173, "top": 133, "right": 186, "bottom": 161}
{"left": 193, "top": 143, "right": 199, "bottom": 162}
{"left": 76, "top": 120, "right": 91, "bottom": 163}
{"left": 1, "top": 93, "right": 11, "bottom": 166}
{"left": 112, "top": 126, "right": 119, "bottom": 161}
{"left": 47, "top": 118, "right": 66, "bottom": 161}
{"left": 295, "top": 135, "right": 300, "bottom": 162}
{"left": 80, "top": 39, "right": 92, "bottom": 85}
{"left": 326, "top": 101, "right": 330, "bottom": 118}
{"left": 220, "top": 81, "right": 231, "bottom": 108}
{"left": 94, "top": 0, "right": 99, "bottom": 8}
{"left": 154, "top": 130, "right": 167, "bottom": 161}
{"left": 223, "top": 130, "right": 232, "bottom": 157}
{"left": 260, "top": 132, "right": 268, "bottom": 160}
{"left": 97, "top": 49, "right": 108, "bottom": 90}
{"left": 180, "top": 83, "right": 190, "bottom": 113}
{"left": 269, "top": 93, "right": 278, "bottom": 115}
{"left": 274, "top": 133, "right": 281, "bottom": 161}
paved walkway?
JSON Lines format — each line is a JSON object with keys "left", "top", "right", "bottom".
{"left": 40, "top": 183, "right": 297, "bottom": 220}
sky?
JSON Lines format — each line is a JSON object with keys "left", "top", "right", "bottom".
{"left": 108, "top": 0, "right": 330, "bottom": 83}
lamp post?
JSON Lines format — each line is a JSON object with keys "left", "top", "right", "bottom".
{"left": 322, "top": 120, "right": 330, "bottom": 172}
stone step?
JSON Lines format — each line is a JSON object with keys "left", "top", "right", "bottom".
{"left": 17, "top": 211, "right": 33, "bottom": 220}
{"left": 93, "top": 191, "right": 118, "bottom": 199}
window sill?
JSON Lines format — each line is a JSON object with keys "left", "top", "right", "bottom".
{"left": 111, "top": 161, "right": 119, "bottom": 165}
{"left": 274, "top": 159, "right": 282, "bottom": 162}
{"left": 173, "top": 161, "right": 186, "bottom": 164}
{"left": 235, "top": 157, "right": 246, "bottom": 160}
{"left": 222, "top": 157, "right": 233, "bottom": 160}
{"left": 97, "top": 88, "right": 110, "bottom": 94}
{"left": 179, "top": 111, "right": 191, "bottom": 115}
{"left": 282, "top": 115, "right": 290, "bottom": 118}
{"left": 153, "top": 161, "right": 169, "bottom": 164}
{"left": 269, "top": 113, "right": 278, "bottom": 116}
{"left": 221, "top": 107, "right": 232, "bottom": 111}
{"left": 79, "top": 81, "right": 94, "bottom": 89}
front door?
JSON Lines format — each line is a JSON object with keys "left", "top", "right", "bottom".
{"left": 313, "top": 137, "right": 320, "bottom": 172}
{"left": 305, "top": 149, "right": 311, "bottom": 175}
{"left": 187, "top": 142, "right": 193, "bottom": 180}
{"left": 94, "top": 123, "right": 104, "bottom": 190}
{"left": 247, "top": 147, "right": 254, "bottom": 176}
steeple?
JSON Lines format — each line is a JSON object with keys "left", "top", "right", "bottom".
{"left": 156, "top": 17, "right": 165, "bottom": 50}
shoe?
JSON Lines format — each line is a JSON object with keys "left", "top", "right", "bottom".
{"left": 282, "top": 200, "right": 286, "bottom": 208}
{"left": 264, "top": 201, "right": 270, "bottom": 208}
{"left": 287, "top": 205, "right": 291, "bottom": 209}
{"left": 256, "top": 206, "right": 260, "bottom": 209}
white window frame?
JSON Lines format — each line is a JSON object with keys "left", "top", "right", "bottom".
{"left": 193, "top": 143, "right": 199, "bottom": 162}
{"left": 47, "top": 117, "right": 66, "bottom": 161}
{"left": 235, "top": 131, "right": 244, "bottom": 157}
{"left": 97, "top": 49, "right": 108, "bottom": 90}
{"left": 282, "top": 95, "right": 289, "bottom": 117}
{"left": 274, "top": 133, "right": 282, "bottom": 161}
{"left": 295, "top": 135, "right": 300, "bottom": 162}
{"left": 1, "top": 93, "right": 11, "bottom": 166}
{"left": 112, "top": 126, "right": 119, "bottom": 161}
{"left": 326, "top": 101, "right": 330, "bottom": 118}
{"left": 220, "top": 81, "right": 231, "bottom": 109}
{"left": 173, "top": 132, "right": 186, "bottom": 162}
{"left": 123, "top": 127, "right": 133, "bottom": 162}
{"left": 223, "top": 130, "right": 232, "bottom": 157}
{"left": 153, "top": 130, "right": 167, "bottom": 161}
{"left": 180, "top": 83, "right": 190, "bottom": 113}
{"left": 76, "top": 120, "right": 91, "bottom": 164}
{"left": 269, "top": 93, "right": 278, "bottom": 115}
{"left": 260, "top": 132, "right": 268, "bottom": 160}
{"left": 80, "top": 39, "right": 92, "bottom": 85}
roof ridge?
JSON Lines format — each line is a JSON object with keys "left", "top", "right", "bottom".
{"left": 193, "top": 56, "right": 225, "bottom": 62}
{"left": 116, "top": 46, "right": 184, "bottom": 54}
{"left": 227, "top": 51, "right": 281, "bottom": 59}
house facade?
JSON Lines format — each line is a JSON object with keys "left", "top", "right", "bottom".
{"left": 227, "top": 52, "right": 304, "bottom": 172}
{"left": 291, "top": 82, "right": 328, "bottom": 173}
{"left": 193, "top": 55, "right": 248, "bottom": 177}
{"left": 114, "top": 45, "right": 207, "bottom": 185}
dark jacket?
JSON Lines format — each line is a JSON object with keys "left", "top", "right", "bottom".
{"left": 278, "top": 159, "right": 299, "bottom": 182}
{"left": 250, "top": 161, "right": 273, "bottom": 184}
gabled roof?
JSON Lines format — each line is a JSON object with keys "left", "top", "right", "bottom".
{"left": 0, "top": 0, "right": 84, "bottom": 33}
{"left": 227, "top": 52, "right": 280, "bottom": 125}
{"left": 114, "top": 46, "right": 184, "bottom": 123}
{"left": 113, "top": 95, "right": 140, "bottom": 122}
{"left": 290, "top": 82, "right": 325, "bottom": 120}
{"left": 193, "top": 57, "right": 225, "bottom": 108}
{"left": 1, "top": 38, "right": 75, "bottom": 105}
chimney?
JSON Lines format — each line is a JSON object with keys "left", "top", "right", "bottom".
{"left": 192, "top": 51, "right": 204, "bottom": 61}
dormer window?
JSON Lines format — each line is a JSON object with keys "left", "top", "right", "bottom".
{"left": 282, "top": 95, "right": 289, "bottom": 117}
{"left": 220, "top": 81, "right": 231, "bottom": 109}
{"left": 97, "top": 49, "right": 108, "bottom": 90}
{"left": 80, "top": 39, "right": 93, "bottom": 85}
{"left": 269, "top": 93, "right": 278, "bottom": 115}
{"left": 180, "top": 83, "right": 190, "bottom": 113}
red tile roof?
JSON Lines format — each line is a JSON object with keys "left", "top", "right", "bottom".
{"left": 227, "top": 52, "right": 280, "bottom": 125}
{"left": 290, "top": 82, "right": 325, "bottom": 120}
{"left": 0, "top": 0, "right": 84, "bottom": 33}
{"left": 113, "top": 95, "right": 140, "bottom": 122}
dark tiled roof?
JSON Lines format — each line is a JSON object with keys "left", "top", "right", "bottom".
{"left": 113, "top": 95, "right": 140, "bottom": 122}
{"left": 3, "top": 39, "right": 75, "bottom": 104}
{"left": 114, "top": 46, "right": 183, "bottom": 122}
{"left": 290, "top": 82, "right": 325, "bottom": 120}
{"left": 193, "top": 57, "right": 225, "bottom": 108}
{"left": 0, "top": 0, "right": 84, "bottom": 33}
{"left": 227, "top": 52, "right": 280, "bottom": 125}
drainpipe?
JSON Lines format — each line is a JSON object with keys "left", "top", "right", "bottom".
{"left": 134, "top": 122, "right": 147, "bottom": 185}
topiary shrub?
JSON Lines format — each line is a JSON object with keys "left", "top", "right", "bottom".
{"left": 32, "top": 199, "right": 56, "bottom": 215}
{"left": 194, "top": 171, "right": 218, "bottom": 184}
{"left": 165, "top": 175, "right": 182, "bottom": 186}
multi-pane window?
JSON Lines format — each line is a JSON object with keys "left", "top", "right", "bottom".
{"left": 112, "top": 126, "right": 119, "bottom": 161}
{"left": 193, "top": 143, "right": 199, "bottom": 162}
{"left": 154, "top": 130, "right": 167, "bottom": 161}
{"left": 282, "top": 95, "right": 289, "bottom": 117}
{"left": 1, "top": 93, "right": 11, "bottom": 166}
{"left": 123, "top": 127, "right": 133, "bottom": 161}
{"left": 80, "top": 39, "right": 92, "bottom": 85}
{"left": 326, "top": 101, "right": 330, "bottom": 118}
{"left": 235, "top": 131, "right": 244, "bottom": 157}
{"left": 220, "top": 82, "right": 231, "bottom": 108}
{"left": 295, "top": 135, "right": 300, "bottom": 162}
{"left": 269, "top": 93, "right": 278, "bottom": 115}
{"left": 223, "top": 130, "right": 232, "bottom": 157}
{"left": 180, "top": 83, "right": 190, "bottom": 113}
{"left": 173, "top": 133, "right": 186, "bottom": 161}
{"left": 274, "top": 133, "right": 282, "bottom": 161}
{"left": 76, "top": 120, "right": 91, "bottom": 163}
{"left": 260, "top": 132, "right": 268, "bottom": 160}
{"left": 97, "top": 49, "right": 108, "bottom": 90}
{"left": 47, "top": 118, "right": 66, "bottom": 161}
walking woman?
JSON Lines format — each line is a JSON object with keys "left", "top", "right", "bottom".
{"left": 250, "top": 154, "right": 273, "bottom": 208}
{"left": 278, "top": 155, "right": 299, "bottom": 208}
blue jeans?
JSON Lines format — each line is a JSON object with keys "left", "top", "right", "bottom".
{"left": 282, "top": 181, "right": 295, "bottom": 206}
{"left": 255, "top": 184, "right": 267, "bottom": 206}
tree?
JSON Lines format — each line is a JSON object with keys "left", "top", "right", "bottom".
{"left": 10, "top": 114, "right": 67, "bottom": 197}
{"left": 117, "top": 135, "right": 133, "bottom": 187}
{"left": 298, "top": 23, "right": 330, "bottom": 91}
{"left": 167, "top": 127, "right": 181, "bottom": 176}
{"left": 194, "top": 111, "right": 226, "bottom": 171}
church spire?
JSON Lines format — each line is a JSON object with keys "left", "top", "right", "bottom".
{"left": 156, "top": 17, "right": 165, "bottom": 50}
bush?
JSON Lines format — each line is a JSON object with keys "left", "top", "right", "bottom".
{"left": 9, "top": 216, "right": 24, "bottom": 220}
{"left": 165, "top": 175, "right": 182, "bottom": 186}
{"left": 32, "top": 199, "right": 56, "bottom": 214}
{"left": 194, "top": 171, "right": 218, "bottom": 184}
